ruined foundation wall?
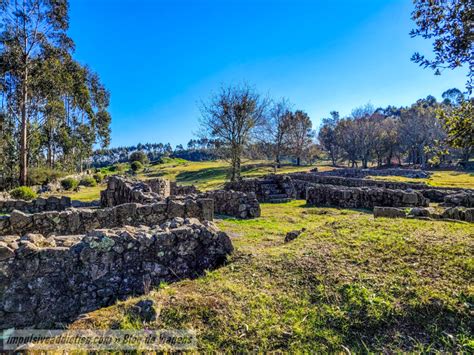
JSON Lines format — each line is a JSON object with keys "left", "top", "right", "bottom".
{"left": 200, "top": 190, "right": 261, "bottom": 219}
{"left": 306, "top": 184, "right": 429, "bottom": 209}
{"left": 0, "top": 196, "right": 72, "bottom": 214}
{"left": 0, "top": 219, "right": 233, "bottom": 329}
{"left": 0, "top": 197, "right": 214, "bottom": 236}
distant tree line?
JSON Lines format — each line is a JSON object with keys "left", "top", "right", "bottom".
{"left": 318, "top": 89, "right": 473, "bottom": 169}
{"left": 90, "top": 138, "right": 219, "bottom": 167}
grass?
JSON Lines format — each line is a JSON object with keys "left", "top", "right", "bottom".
{"left": 68, "top": 201, "right": 474, "bottom": 352}
{"left": 369, "top": 170, "right": 474, "bottom": 189}
{"left": 60, "top": 184, "right": 105, "bottom": 202}
{"left": 139, "top": 158, "right": 322, "bottom": 190}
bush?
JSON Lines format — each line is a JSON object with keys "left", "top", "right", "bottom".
{"left": 61, "top": 177, "right": 79, "bottom": 191}
{"left": 79, "top": 176, "right": 97, "bottom": 187}
{"left": 27, "top": 167, "right": 66, "bottom": 186}
{"left": 93, "top": 172, "right": 104, "bottom": 183}
{"left": 130, "top": 151, "right": 149, "bottom": 164}
{"left": 130, "top": 161, "right": 144, "bottom": 172}
{"left": 110, "top": 163, "right": 127, "bottom": 173}
{"left": 10, "top": 186, "right": 37, "bottom": 200}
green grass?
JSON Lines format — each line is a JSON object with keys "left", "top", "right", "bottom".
{"left": 369, "top": 170, "right": 474, "bottom": 189}
{"left": 60, "top": 184, "right": 105, "bottom": 202}
{"left": 69, "top": 201, "right": 474, "bottom": 352}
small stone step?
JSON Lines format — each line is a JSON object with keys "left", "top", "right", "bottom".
{"left": 268, "top": 194, "right": 289, "bottom": 199}
{"left": 266, "top": 198, "right": 292, "bottom": 203}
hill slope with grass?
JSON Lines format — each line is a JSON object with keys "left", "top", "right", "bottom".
{"left": 62, "top": 161, "right": 474, "bottom": 352}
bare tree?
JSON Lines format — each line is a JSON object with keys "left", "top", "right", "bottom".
{"left": 258, "top": 98, "right": 292, "bottom": 168}
{"left": 287, "top": 110, "right": 313, "bottom": 166}
{"left": 199, "top": 84, "right": 267, "bottom": 181}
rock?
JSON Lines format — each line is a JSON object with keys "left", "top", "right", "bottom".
{"left": 373, "top": 207, "right": 407, "bottom": 218}
{"left": 0, "top": 241, "right": 14, "bottom": 260}
{"left": 285, "top": 228, "right": 306, "bottom": 243}
{"left": 130, "top": 299, "right": 157, "bottom": 322}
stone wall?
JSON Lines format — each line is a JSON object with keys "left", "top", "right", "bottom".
{"left": 224, "top": 175, "right": 296, "bottom": 202}
{"left": 100, "top": 176, "right": 162, "bottom": 208}
{"left": 170, "top": 182, "right": 200, "bottom": 196}
{"left": 0, "top": 196, "right": 72, "bottom": 214}
{"left": 374, "top": 206, "right": 474, "bottom": 222}
{"left": 306, "top": 184, "right": 428, "bottom": 209}
{"left": 0, "top": 219, "right": 233, "bottom": 329}
{"left": 443, "top": 191, "right": 474, "bottom": 207}
{"left": 319, "top": 168, "right": 432, "bottom": 179}
{"left": 146, "top": 177, "right": 171, "bottom": 197}
{"left": 289, "top": 173, "right": 469, "bottom": 202}
{"left": 0, "top": 197, "right": 214, "bottom": 236}
{"left": 200, "top": 190, "right": 261, "bottom": 219}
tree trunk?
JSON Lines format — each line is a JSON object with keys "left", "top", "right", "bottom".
{"left": 19, "top": 68, "right": 28, "bottom": 185}
{"left": 296, "top": 156, "right": 301, "bottom": 166}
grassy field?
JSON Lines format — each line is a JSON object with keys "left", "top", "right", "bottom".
{"left": 69, "top": 201, "right": 473, "bottom": 352}
{"left": 61, "top": 159, "right": 474, "bottom": 202}
{"left": 369, "top": 170, "right": 474, "bottom": 189}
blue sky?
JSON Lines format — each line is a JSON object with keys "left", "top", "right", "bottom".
{"left": 69, "top": 0, "right": 468, "bottom": 148}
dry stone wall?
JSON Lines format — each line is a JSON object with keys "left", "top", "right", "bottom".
{"left": 170, "top": 182, "right": 201, "bottom": 196}
{"left": 306, "top": 184, "right": 428, "bottom": 209}
{"left": 0, "top": 219, "right": 233, "bottom": 329}
{"left": 224, "top": 175, "right": 296, "bottom": 202}
{"left": 100, "top": 176, "right": 162, "bottom": 207}
{"left": 0, "top": 197, "right": 214, "bottom": 236}
{"left": 289, "top": 172, "right": 470, "bottom": 203}
{"left": 146, "top": 177, "right": 171, "bottom": 197}
{"left": 443, "top": 191, "right": 474, "bottom": 207}
{"left": 200, "top": 190, "right": 261, "bottom": 219}
{"left": 374, "top": 206, "right": 474, "bottom": 222}
{"left": 319, "top": 168, "right": 432, "bottom": 179}
{"left": 0, "top": 196, "right": 72, "bottom": 214}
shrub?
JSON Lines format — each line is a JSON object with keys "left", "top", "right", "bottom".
{"left": 130, "top": 151, "right": 149, "bottom": 164}
{"left": 110, "top": 163, "right": 127, "bottom": 173}
{"left": 27, "top": 167, "right": 66, "bottom": 186}
{"left": 93, "top": 172, "right": 104, "bottom": 183}
{"left": 131, "top": 161, "right": 144, "bottom": 172}
{"left": 10, "top": 186, "right": 37, "bottom": 200}
{"left": 79, "top": 176, "right": 97, "bottom": 187}
{"left": 61, "top": 177, "right": 79, "bottom": 191}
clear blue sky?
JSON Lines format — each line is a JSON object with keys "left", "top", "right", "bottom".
{"left": 68, "top": 0, "right": 468, "bottom": 148}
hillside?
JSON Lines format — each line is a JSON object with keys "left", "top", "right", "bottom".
{"left": 57, "top": 160, "right": 474, "bottom": 352}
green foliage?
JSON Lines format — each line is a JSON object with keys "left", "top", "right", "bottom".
{"left": 129, "top": 151, "right": 149, "bottom": 164}
{"left": 9, "top": 186, "right": 37, "bottom": 200}
{"left": 437, "top": 100, "right": 474, "bottom": 157}
{"left": 110, "top": 163, "right": 127, "bottom": 173}
{"left": 411, "top": 0, "right": 473, "bottom": 92}
{"left": 60, "top": 177, "right": 79, "bottom": 191}
{"left": 27, "top": 167, "right": 66, "bottom": 186}
{"left": 92, "top": 172, "right": 104, "bottom": 183}
{"left": 130, "top": 161, "right": 144, "bottom": 172}
{"left": 79, "top": 176, "right": 97, "bottom": 187}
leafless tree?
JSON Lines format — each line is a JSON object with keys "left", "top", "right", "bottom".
{"left": 287, "top": 110, "right": 314, "bottom": 166}
{"left": 199, "top": 84, "right": 268, "bottom": 181}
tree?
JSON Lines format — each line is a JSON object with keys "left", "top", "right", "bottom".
{"left": 410, "top": 0, "right": 473, "bottom": 92}
{"left": 287, "top": 110, "right": 313, "bottom": 166}
{"left": 318, "top": 111, "right": 340, "bottom": 166}
{"left": 0, "top": 0, "right": 73, "bottom": 185}
{"left": 200, "top": 84, "right": 267, "bottom": 181}
{"left": 259, "top": 98, "right": 292, "bottom": 168}
{"left": 437, "top": 98, "right": 474, "bottom": 163}
{"left": 129, "top": 151, "right": 149, "bottom": 165}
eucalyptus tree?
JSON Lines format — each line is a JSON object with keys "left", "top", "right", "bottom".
{"left": 0, "top": 0, "right": 73, "bottom": 184}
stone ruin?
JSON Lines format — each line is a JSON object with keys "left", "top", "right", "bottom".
{"left": 0, "top": 175, "right": 264, "bottom": 329}
{"left": 225, "top": 171, "right": 474, "bottom": 223}
{"left": 319, "top": 167, "right": 432, "bottom": 179}
{"left": 0, "top": 219, "right": 232, "bottom": 328}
